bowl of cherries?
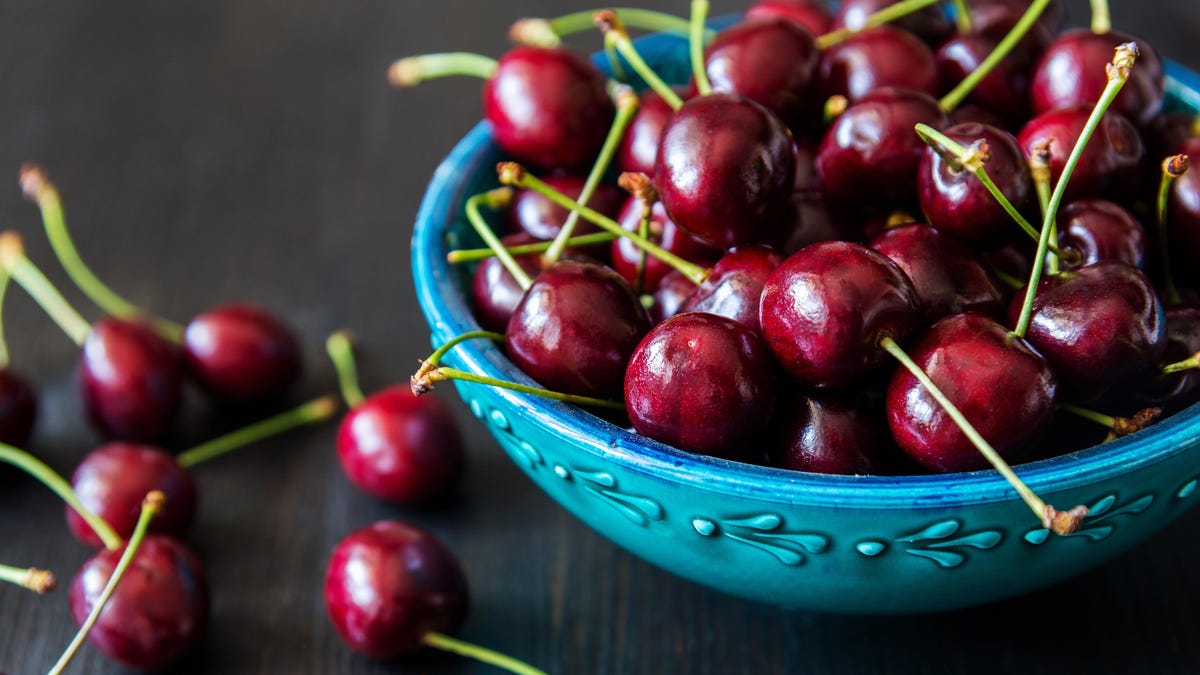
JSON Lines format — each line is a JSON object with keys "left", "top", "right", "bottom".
{"left": 402, "top": 0, "right": 1200, "bottom": 613}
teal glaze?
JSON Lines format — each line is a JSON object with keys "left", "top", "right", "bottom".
{"left": 411, "top": 29, "right": 1200, "bottom": 613}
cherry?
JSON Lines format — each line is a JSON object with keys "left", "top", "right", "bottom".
{"left": 508, "top": 174, "right": 623, "bottom": 245}
{"left": 1139, "top": 306, "right": 1200, "bottom": 410}
{"left": 887, "top": 312, "right": 1057, "bottom": 472}
{"left": 820, "top": 26, "right": 938, "bottom": 103}
{"left": 745, "top": 0, "right": 832, "bottom": 36}
{"left": 182, "top": 303, "right": 301, "bottom": 403}
{"left": 770, "top": 390, "right": 893, "bottom": 475}
{"left": 1031, "top": 29, "right": 1165, "bottom": 126}
{"left": 1056, "top": 199, "right": 1146, "bottom": 269}
{"left": 654, "top": 93, "right": 797, "bottom": 248}
{"left": 1145, "top": 113, "right": 1200, "bottom": 162}
{"left": 774, "top": 196, "right": 865, "bottom": 255}
{"left": 869, "top": 223, "right": 1004, "bottom": 321}
{"left": 0, "top": 370, "right": 36, "bottom": 448}
{"left": 82, "top": 317, "right": 183, "bottom": 443}
{"left": 324, "top": 520, "right": 468, "bottom": 659}
{"left": 610, "top": 198, "right": 720, "bottom": 292}
{"left": 1017, "top": 105, "right": 1145, "bottom": 202}
{"left": 678, "top": 245, "right": 782, "bottom": 335}
{"left": 624, "top": 312, "right": 777, "bottom": 458}
{"left": 759, "top": 241, "right": 922, "bottom": 388}
{"left": 833, "top": 0, "right": 951, "bottom": 45}
{"left": 650, "top": 269, "right": 695, "bottom": 325}
{"left": 616, "top": 89, "right": 677, "bottom": 177}
{"left": 1168, "top": 138, "right": 1200, "bottom": 282}
{"left": 965, "top": 0, "right": 1064, "bottom": 35}
{"left": 69, "top": 534, "right": 209, "bottom": 670}
{"left": 470, "top": 233, "right": 549, "bottom": 332}
{"left": 935, "top": 18, "right": 1052, "bottom": 125}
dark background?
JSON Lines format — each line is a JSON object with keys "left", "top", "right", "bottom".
{"left": 1, "top": 1, "right": 1198, "bottom": 673}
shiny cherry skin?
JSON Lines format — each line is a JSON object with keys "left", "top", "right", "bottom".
{"left": 760, "top": 241, "right": 922, "bottom": 388}
{"left": 679, "top": 245, "right": 782, "bottom": 335}
{"left": 610, "top": 198, "right": 721, "bottom": 292}
{"left": 919, "top": 122, "right": 1034, "bottom": 248}
{"left": 324, "top": 520, "right": 468, "bottom": 659}
{"left": 650, "top": 269, "right": 695, "bottom": 325}
{"left": 1017, "top": 105, "right": 1145, "bottom": 202}
{"left": 1031, "top": 29, "right": 1165, "bottom": 126}
{"left": 508, "top": 174, "right": 623, "bottom": 245}
{"left": 770, "top": 390, "right": 893, "bottom": 475}
{"left": 66, "top": 443, "right": 197, "bottom": 548}
{"left": 887, "top": 312, "right": 1057, "bottom": 473}
{"left": 746, "top": 0, "right": 832, "bottom": 36}
{"left": 834, "top": 0, "right": 951, "bottom": 45}
{"left": 655, "top": 93, "right": 796, "bottom": 248}
{"left": 704, "top": 19, "right": 820, "bottom": 132}
{"left": 69, "top": 535, "right": 209, "bottom": 670}
{"left": 869, "top": 224, "right": 1004, "bottom": 321}
{"left": 617, "top": 89, "right": 676, "bottom": 176}
{"left": 935, "top": 18, "right": 1051, "bottom": 125}
{"left": 624, "top": 312, "right": 777, "bottom": 458}
{"left": 483, "top": 46, "right": 615, "bottom": 171}
{"left": 336, "top": 386, "right": 464, "bottom": 504}
{"left": 1056, "top": 199, "right": 1146, "bottom": 269}
{"left": 81, "top": 317, "right": 183, "bottom": 443}
{"left": 0, "top": 369, "right": 36, "bottom": 447}
{"left": 820, "top": 27, "right": 938, "bottom": 103}
{"left": 183, "top": 303, "right": 301, "bottom": 403}
{"left": 470, "top": 233, "right": 548, "bottom": 333}
{"left": 505, "top": 260, "right": 650, "bottom": 399}
{"left": 1168, "top": 138, "right": 1200, "bottom": 283}
{"left": 817, "top": 88, "right": 950, "bottom": 207}
{"left": 1009, "top": 261, "right": 1166, "bottom": 391}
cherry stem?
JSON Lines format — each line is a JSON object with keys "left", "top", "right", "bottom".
{"left": 0, "top": 268, "right": 11, "bottom": 370}
{"left": 448, "top": 232, "right": 618, "bottom": 263}
{"left": 325, "top": 330, "right": 367, "bottom": 407}
{"left": 1090, "top": 0, "right": 1112, "bottom": 34}
{"left": 815, "top": 0, "right": 942, "bottom": 50}
{"left": 880, "top": 337, "right": 1087, "bottom": 535}
{"left": 419, "top": 330, "right": 504, "bottom": 373}
{"left": 422, "top": 631, "right": 548, "bottom": 675}
{"left": 950, "top": 0, "right": 972, "bottom": 34}
{"left": 497, "top": 163, "right": 709, "bottom": 285}
{"left": 417, "top": 367, "right": 624, "bottom": 411}
{"left": 1059, "top": 403, "right": 1162, "bottom": 439}
{"left": 510, "top": 9, "right": 703, "bottom": 48}
{"left": 0, "top": 443, "right": 122, "bottom": 550}
{"left": 48, "top": 491, "right": 163, "bottom": 675}
{"left": 1059, "top": 403, "right": 1117, "bottom": 429}
{"left": 938, "top": 0, "right": 1051, "bottom": 112}
{"left": 1157, "top": 155, "right": 1189, "bottom": 307}
{"left": 1029, "top": 145, "right": 1059, "bottom": 275}
{"left": 990, "top": 265, "right": 1025, "bottom": 291}
{"left": 0, "top": 232, "right": 92, "bottom": 347}
{"left": 387, "top": 53, "right": 498, "bottom": 87}
{"left": 175, "top": 395, "right": 338, "bottom": 469}
{"left": 465, "top": 188, "right": 532, "bottom": 291}
{"left": 1162, "top": 352, "right": 1200, "bottom": 375}
{"left": 596, "top": 11, "right": 684, "bottom": 110}
{"left": 689, "top": 0, "right": 713, "bottom": 96}
{"left": 1014, "top": 43, "right": 1137, "bottom": 339}
{"left": 0, "top": 563, "right": 55, "bottom": 594}
{"left": 543, "top": 85, "right": 640, "bottom": 265}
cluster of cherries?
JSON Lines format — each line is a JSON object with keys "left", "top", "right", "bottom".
{"left": 394, "top": 0, "right": 1200, "bottom": 537}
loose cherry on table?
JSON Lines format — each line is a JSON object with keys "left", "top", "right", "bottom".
{"left": 0, "top": 271, "right": 37, "bottom": 447}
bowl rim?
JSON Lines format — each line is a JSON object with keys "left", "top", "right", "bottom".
{"left": 411, "top": 39, "right": 1200, "bottom": 509}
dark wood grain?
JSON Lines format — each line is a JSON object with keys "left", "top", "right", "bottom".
{"left": 0, "top": 1, "right": 1198, "bottom": 673}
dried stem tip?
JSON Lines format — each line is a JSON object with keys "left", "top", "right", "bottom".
{"left": 482, "top": 186, "right": 515, "bottom": 210}
{"left": 1029, "top": 139, "right": 1054, "bottom": 184}
{"left": 1111, "top": 408, "right": 1163, "bottom": 438}
{"left": 509, "top": 18, "right": 561, "bottom": 48}
{"left": 411, "top": 360, "right": 444, "bottom": 396}
{"left": 1043, "top": 505, "right": 1090, "bottom": 535}
{"left": 143, "top": 490, "right": 166, "bottom": 512}
{"left": 593, "top": 10, "right": 624, "bottom": 36}
{"left": 0, "top": 231, "right": 26, "bottom": 269}
{"left": 1165, "top": 154, "right": 1191, "bottom": 177}
{"left": 613, "top": 83, "right": 639, "bottom": 111}
{"left": 387, "top": 58, "right": 424, "bottom": 87}
{"left": 496, "top": 162, "right": 527, "bottom": 186}
{"left": 18, "top": 162, "right": 48, "bottom": 200}
{"left": 618, "top": 172, "right": 657, "bottom": 204}
{"left": 1107, "top": 42, "right": 1139, "bottom": 81}
{"left": 25, "top": 568, "right": 57, "bottom": 594}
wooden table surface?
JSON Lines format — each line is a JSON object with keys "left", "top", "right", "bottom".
{"left": 1, "top": 1, "right": 1198, "bottom": 673}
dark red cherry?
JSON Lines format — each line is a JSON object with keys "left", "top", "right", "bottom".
{"left": 966, "top": 0, "right": 1065, "bottom": 35}
{"left": 745, "top": 0, "right": 832, "bottom": 36}
{"left": 1056, "top": 199, "right": 1146, "bottom": 269}
{"left": 678, "top": 245, "right": 782, "bottom": 334}
{"left": 324, "top": 520, "right": 468, "bottom": 659}
{"left": 887, "top": 312, "right": 1057, "bottom": 473}
{"left": 650, "top": 269, "right": 695, "bottom": 325}
{"left": 505, "top": 260, "right": 650, "bottom": 399}
{"left": 820, "top": 27, "right": 938, "bottom": 103}
{"left": 869, "top": 224, "right": 1004, "bottom": 321}
{"left": 949, "top": 104, "right": 1009, "bottom": 129}
{"left": 81, "top": 317, "right": 183, "bottom": 443}
{"left": 617, "top": 89, "right": 677, "bottom": 176}
{"left": 774, "top": 196, "right": 865, "bottom": 255}
{"left": 655, "top": 93, "right": 796, "bottom": 248}
{"left": 470, "top": 233, "right": 547, "bottom": 333}
{"left": 66, "top": 443, "right": 197, "bottom": 548}
{"left": 1031, "top": 29, "right": 1165, "bottom": 126}
{"left": 610, "top": 198, "right": 721, "bottom": 292}
{"left": 1145, "top": 113, "right": 1199, "bottom": 162}
{"left": 1017, "top": 105, "right": 1145, "bottom": 202}
{"left": 817, "top": 88, "right": 950, "bottom": 207}
{"left": 935, "top": 18, "right": 1052, "bottom": 125}
{"left": 1168, "top": 138, "right": 1200, "bottom": 283}
{"left": 918, "top": 122, "right": 1034, "bottom": 248}
{"left": 483, "top": 46, "right": 615, "bottom": 171}
{"left": 624, "top": 313, "right": 777, "bottom": 458}
{"left": 833, "top": 0, "right": 952, "bottom": 45}
{"left": 183, "top": 303, "right": 301, "bottom": 403}
{"left": 0, "top": 369, "right": 36, "bottom": 448}
{"left": 336, "top": 386, "right": 464, "bottom": 504}
{"left": 1009, "top": 262, "right": 1166, "bottom": 391}
{"left": 1139, "top": 306, "right": 1200, "bottom": 410}
{"left": 69, "top": 535, "right": 209, "bottom": 670}
{"left": 760, "top": 241, "right": 922, "bottom": 387}
{"left": 704, "top": 19, "right": 820, "bottom": 132}
{"left": 508, "top": 174, "right": 623, "bottom": 244}
{"left": 770, "top": 390, "right": 893, "bottom": 475}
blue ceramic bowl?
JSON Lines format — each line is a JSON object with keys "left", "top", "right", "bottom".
{"left": 412, "top": 31, "right": 1200, "bottom": 613}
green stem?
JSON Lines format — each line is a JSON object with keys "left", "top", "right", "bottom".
{"left": 448, "top": 232, "right": 619, "bottom": 263}
{"left": 634, "top": 203, "right": 653, "bottom": 295}
{"left": 605, "top": 43, "right": 628, "bottom": 82}
{"left": 422, "top": 367, "right": 624, "bottom": 411}
{"left": 689, "top": 0, "right": 713, "bottom": 96}
{"left": 1157, "top": 156, "right": 1188, "bottom": 307}
{"left": 815, "top": 0, "right": 942, "bottom": 49}
{"left": 466, "top": 189, "right": 532, "bottom": 291}
{"left": 938, "top": 0, "right": 1051, "bottom": 111}
{"left": 176, "top": 395, "right": 338, "bottom": 469}
{"left": 423, "top": 331, "right": 505, "bottom": 370}
{"left": 422, "top": 631, "right": 549, "bottom": 675}
{"left": 1014, "top": 44, "right": 1136, "bottom": 338}
{"left": 21, "top": 166, "right": 184, "bottom": 343}
{"left": 1090, "top": 0, "right": 1111, "bottom": 33}
{"left": 325, "top": 331, "right": 367, "bottom": 407}
{"left": 48, "top": 492, "right": 162, "bottom": 675}
{"left": 497, "top": 164, "right": 708, "bottom": 285}
{"left": 0, "top": 268, "right": 11, "bottom": 370}
{"left": 511, "top": 8, "right": 703, "bottom": 48}
{"left": 387, "top": 53, "right": 498, "bottom": 87}
{"left": 598, "top": 12, "right": 684, "bottom": 110}
{"left": 0, "top": 563, "right": 55, "bottom": 594}
{"left": 1162, "top": 353, "right": 1200, "bottom": 375}
{"left": 1058, "top": 403, "right": 1117, "bottom": 428}
{"left": 0, "top": 240, "right": 92, "bottom": 347}
{"left": 950, "top": 0, "right": 973, "bottom": 33}
{"left": 543, "top": 86, "right": 639, "bottom": 265}
{"left": 0, "top": 444, "right": 121, "bottom": 550}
